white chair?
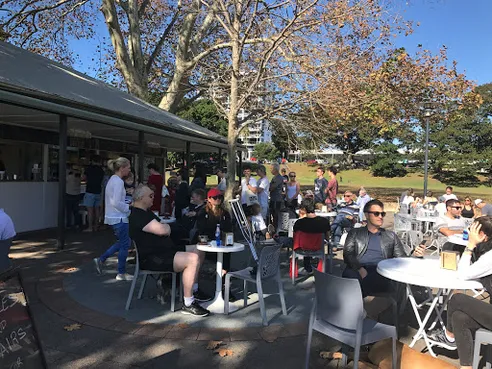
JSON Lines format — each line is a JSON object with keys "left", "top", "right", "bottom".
{"left": 473, "top": 329, "right": 492, "bottom": 369}
{"left": 125, "top": 241, "right": 182, "bottom": 312}
{"left": 224, "top": 244, "right": 287, "bottom": 326}
{"left": 305, "top": 271, "right": 397, "bottom": 369}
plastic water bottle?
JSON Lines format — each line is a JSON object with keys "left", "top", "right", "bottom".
{"left": 463, "top": 229, "right": 469, "bottom": 241}
{"left": 215, "top": 224, "right": 221, "bottom": 247}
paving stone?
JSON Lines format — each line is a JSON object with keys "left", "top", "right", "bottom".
{"left": 166, "top": 326, "right": 201, "bottom": 340}
{"left": 228, "top": 327, "right": 262, "bottom": 341}
{"left": 197, "top": 328, "right": 231, "bottom": 341}
{"left": 108, "top": 319, "right": 147, "bottom": 334}
{"left": 134, "top": 323, "right": 174, "bottom": 338}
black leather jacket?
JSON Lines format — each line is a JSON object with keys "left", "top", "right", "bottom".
{"left": 343, "top": 226, "right": 407, "bottom": 271}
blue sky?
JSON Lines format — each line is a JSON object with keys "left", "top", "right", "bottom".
{"left": 395, "top": 0, "right": 492, "bottom": 85}
{"left": 72, "top": 0, "right": 492, "bottom": 86}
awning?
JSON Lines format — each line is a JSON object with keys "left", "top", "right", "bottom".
{"left": 0, "top": 41, "right": 244, "bottom": 152}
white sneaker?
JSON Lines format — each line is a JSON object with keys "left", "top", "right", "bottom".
{"left": 116, "top": 273, "right": 134, "bottom": 281}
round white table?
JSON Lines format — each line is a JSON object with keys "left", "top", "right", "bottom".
{"left": 197, "top": 242, "right": 244, "bottom": 314}
{"left": 378, "top": 257, "right": 482, "bottom": 357}
{"left": 159, "top": 216, "right": 176, "bottom": 224}
{"left": 447, "top": 234, "right": 468, "bottom": 246}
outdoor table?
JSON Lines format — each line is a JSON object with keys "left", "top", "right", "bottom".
{"left": 196, "top": 242, "right": 244, "bottom": 314}
{"left": 159, "top": 216, "right": 176, "bottom": 224}
{"left": 447, "top": 234, "right": 468, "bottom": 246}
{"left": 415, "top": 216, "right": 439, "bottom": 236}
{"left": 377, "top": 257, "right": 483, "bottom": 357}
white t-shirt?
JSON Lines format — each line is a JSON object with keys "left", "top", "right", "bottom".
{"left": 435, "top": 214, "right": 466, "bottom": 235}
{"left": 251, "top": 214, "right": 267, "bottom": 233}
{"left": 402, "top": 196, "right": 415, "bottom": 206}
{"left": 104, "top": 175, "right": 130, "bottom": 225}
{"left": 442, "top": 193, "right": 458, "bottom": 201}
{"left": 241, "top": 177, "right": 258, "bottom": 205}
{"left": 257, "top": 177, "right": 270, "bottom": 209}
{"left": 217, "top": 178, "right": 227, "bottom": 192}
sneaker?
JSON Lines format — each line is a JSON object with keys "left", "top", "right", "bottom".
{"left": 193, "top": 290, "right": 213, "bottom": 302}
{"left": 298, "top": 268, "right": 314, "bottom": 276}
{"left": 116, "top": 273, "right": 134, "bottom": 281}
{"left": 428, "top": 329, "right": 457, "bottom": 350}
{"left": 267, "top": 224, "right": 276, "bottom": 236}
{"left": 181, "top": 301, "right": 210, "bottom": 317}
{"left": 93, "top": 258, "right": 103, "bottom": 275}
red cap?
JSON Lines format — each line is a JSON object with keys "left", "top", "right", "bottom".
{"left": 207, "top": 188, "right": 222, "bottom": 198}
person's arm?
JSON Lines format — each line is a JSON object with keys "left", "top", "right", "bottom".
{"left": 257, "top": 179, "right": 266, "bottom": 194}
{"left": 142, "top": 219, "right": 171, "bottom": 236}
{"left": 392, "top": 232, "right": 409, "bottom": 258}
{"left": 458, "top": 222, "right": 489, "bottom": 279}
{"left": 246, "top": 178, "right": 258, "bottom": 194}
{"left": 343, "top": 229, "right": 361, "bottom": 271}
{"left": 438, "top": 226, "right": 462, "bottom": 236}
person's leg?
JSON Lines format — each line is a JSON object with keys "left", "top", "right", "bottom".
{"left": 361, "top": 266, "right": 394, "bottom": 297}
{"left": 451, "top": 310, "right": 481, "bottom": 367}
{"left": 116, "top": 223, "right": 131, "bottom": 275}
{"left": 303, "top": 257, "right": 312, "bottom": 272}
{"left": 100, "top": 223, "right": 125, "bottom": 263}
{"left": 173, "top": 251, "right": 200, "bottom": 299}
{"left": 342, "top": 267, "right": 362, "bottom": 283}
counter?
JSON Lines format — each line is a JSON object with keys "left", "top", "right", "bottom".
{"left": 0, "top": 181, "right": 58, "bottom": 233}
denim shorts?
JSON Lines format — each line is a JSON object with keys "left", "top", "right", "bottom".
{"left": 83, "top": 192, "right": 101, "bottom": 207}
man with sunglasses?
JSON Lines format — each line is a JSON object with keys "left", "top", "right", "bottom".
{"left": 331, "top": 191, "right": 359, "bottom": 244}
{"left": 436, "top": 199, "right": 467, "bottom": 253}
{"left": 343, "top": 199, "right": 423, "bottom": 297}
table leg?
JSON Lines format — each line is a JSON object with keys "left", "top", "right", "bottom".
{"left": 200, "top": 252, "right": 238, "bottom": 314}
{"left": 408, "top": 285, "right": 443, "bottom": 357}
{"left": 428, "top": 289, "right": 453, "bottom": 331}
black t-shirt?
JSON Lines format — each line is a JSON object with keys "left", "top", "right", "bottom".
{"left": 85, "top": 165, "right": 105, "bottom": 194}
{"left": 129, "top": 207, "right": 177, "bottom": 259}
{"left": 192, "top": 207, "right": 233, "bottom": 243}
{"left": 294, "top": 216, "right": 330, "bottom": 234}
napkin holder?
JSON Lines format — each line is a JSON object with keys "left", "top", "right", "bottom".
{"left": 225, "top": 232, "right": 234, "bottom": 246}
{"left": 440, "top": 251, "right": 460, "bottom": 271}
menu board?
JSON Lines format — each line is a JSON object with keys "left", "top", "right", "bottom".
{"left": 0, "top": 270, "right": 46, "bottom": 369}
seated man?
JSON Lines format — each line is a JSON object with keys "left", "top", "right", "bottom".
{"left": 170, "top": 188, "right": 207, "bottom": 245}
{"left": 331, "top": 191, "right": 359, "bottom": 244}
{"left": 343, "top": 199, "right": 424, "bottom": 297}
{"left": 293, "top": 198, "right": 330, "bottom": 274}
{"left": 129, "top": 185, "right": 210, "bottom": 317}
{"left": 475, "top": 199, "right": 492, "bottom": 217}
{"left": 0, "top": 208, "right": 16, "bottom": 273}
{"left": 435, "top": 199, "right": 466, "bottom": 253}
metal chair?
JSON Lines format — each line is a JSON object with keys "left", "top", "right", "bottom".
{"left": 224, "top": 244, "right": 287, "bottom": 326}
{"left": 407, "top": 230, "right": 424, "bottom": 254}
{"left": 125, "top": 241, "right": 182, "bottom": 312}
{"left": 394, "top": 213, "right": 412, "bottom": 242}
{"left": 305, "top": 270, "right": 397, "bottom": 369}
{"left": 473, "top": 328, "right": 492, "bottom": 369}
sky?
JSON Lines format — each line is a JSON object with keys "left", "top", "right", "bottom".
{"left": 71, "top": 0, "right": 492, "bottom": 86}
{"left": 394, "top": 0, "right": 492, "bottom": 85}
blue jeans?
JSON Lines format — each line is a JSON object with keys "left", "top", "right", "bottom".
{"left": 100, "top": 221, "right": 130, "bottom": 274}
{"left": 331, "top": 214, "right": 353, "bottom": 243}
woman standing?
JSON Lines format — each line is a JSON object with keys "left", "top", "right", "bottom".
{"left": 285, "top": 172, "right": 300, "bottom": 210}
{"left": 461, "top": 196, "right": 476, "bottom": 219}
{"left": 93, "top": 157, "right": 133, "bottom": 281}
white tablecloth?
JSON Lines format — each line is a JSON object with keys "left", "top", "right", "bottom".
{"left": 447, "top": 234, "right": 469, "bottom": 247}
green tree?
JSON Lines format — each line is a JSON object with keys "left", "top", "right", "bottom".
{"left": 176, "top": 99, "right": 228, "bottom": 137}
{"left": 253, "top": 143, "right": 280, "bottom": 162}
{"left": 370, "top": 143, "right": 407, "bottom": 178}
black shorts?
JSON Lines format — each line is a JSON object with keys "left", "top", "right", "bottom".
{"left": 140, "top": 245, "right": 185, "bottom": 272}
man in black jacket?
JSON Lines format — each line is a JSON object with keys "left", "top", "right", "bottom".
{"left": 343, "top": 199, "right": 424, "bottom": 297}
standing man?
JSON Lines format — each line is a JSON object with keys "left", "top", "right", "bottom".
{"left": 325, "top": 166, "right": 339, "bottom": 210}
{"left": 256, "top": 165, "right": 270, "bottom": 221}
{"left": 147, "top": 163, "right": 163, "bottom": 214}
{"left": 442, "top": 186, "right": 458, "bottom": 202}
{"left": 314, "top": 167, "right": 328, "bottom": 205}
{"left": 475, "top": 199, "right": 492, "bottom": 217}
{"left": 343, "top": 199, "right": 424, "bottom": 296}
{"left": 241, "top": 165, "right": 258, "bottom": 208}
{"left": 269, "top": 163, "right": 284, "bottom": 227}
{"left": 83, "top": 155, "right": 105, "bottom": 232}
{"left": 216, "top": 169, "right": 227, "bottom": 193}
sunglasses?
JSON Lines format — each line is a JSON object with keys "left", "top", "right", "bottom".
{"left": 450, "top": 206, "right": 462, "bottom": 210}
{"left": 289, "top": 175, "right": 296, "bottom": 178}
{"left": 343, "top": 195, "right": 351, "bottom": 198}
{"left": 211, "top": 195, "right": 224, "bottom": 200}
{"left": 367, "top": 211, "right": 386, "bottom": 218}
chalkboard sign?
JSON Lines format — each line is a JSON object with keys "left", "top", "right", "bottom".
{"left": 0, "top": 269, "right": 46, "bottom": 369}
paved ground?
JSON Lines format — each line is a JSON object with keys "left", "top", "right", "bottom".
{"left": 9, "top": 214, "right": 463, "bottom": 368}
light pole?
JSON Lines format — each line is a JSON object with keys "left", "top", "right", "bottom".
{"left": 423, "top": 101, "right": 433, "bottom": 197}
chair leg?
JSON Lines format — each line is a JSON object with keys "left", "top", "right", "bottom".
{"left": 137, "top": 274, "right": 148, "bottom": 299}
{"left": 171, "top": 272, "right": 176, "bottom": 312}
{"left": 179, "top": 273, "right": 183, "bottom": 301}
{"left": 125, "top": 273, "right": 138, "bottom": 310}
{"left": 353, "top": 344, "right": 360, "bottom": 369}
{"left": 257, "top": 280, "right": 267, "bottom": 326}
{"left": 340, "top": 345, "right": 348, "bottom": 367}
{"left": 391, "top": 298, "right": 399, "bottom": 338}
{"left": 487, "top": 345, "right": 492, "bottom": 369}
{"left": 304, "top": 325, "right": 314, "bottom": 369}
{"left": 225, "top": 274, "right": 231, "bottom": 315}
{"left": 277, "top": 273, "right": 287, "bottom": 315}
{"left": 243, "top": 280, "right": 248, "bottom": 308}
{"left": 392, "top": 334, "right": 397, "bottom": 369}
{"left": 322, "top": 253, "right": 326, "bottom": 274}
{"left": 473, "top": 339, "right": 482, "bottom": 369}
{"left": 291, "top": 251, "right": 296, "bottom": 286}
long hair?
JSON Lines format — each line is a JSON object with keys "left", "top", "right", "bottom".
{"left": 474, "top": 216, "right": 492, "bottom": 258}
{"left": 107, "top": 157, "right": 130, "bottom": 173}
{"left": 206, "top": 198, "right": 224, "bottom": 218}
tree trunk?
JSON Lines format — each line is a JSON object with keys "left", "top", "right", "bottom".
{"left": 158, "top": 63, "right": 190, "bottom": 113}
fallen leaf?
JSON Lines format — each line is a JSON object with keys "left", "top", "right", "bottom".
{"left": 319, "top": 351, "right": 343, "bottom": 359}
{"left": 206, "top": 341, "right": 223, "bottom": 350}
{"left": 176, "top": 323, "right": 189, "bottom": 329}
{"left": 64, "top": 267, "right": 79, "bottom": 273}
{"left": 216, "top": 348, "right": 233, "bottom": 357}
{"left": 63, "top": 323, "right": 82, "bottom": 332}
